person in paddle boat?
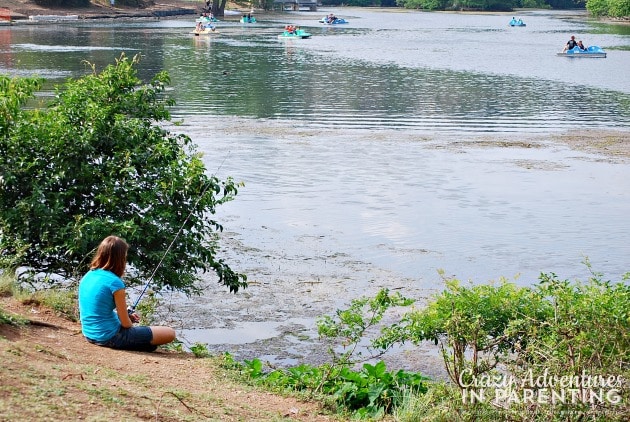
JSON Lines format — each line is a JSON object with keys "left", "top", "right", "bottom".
{"left": 200, "top": 11, "right": 214, "bottom": 20}
{"left": 78, "top": 236, "right": 177, "bottom": 352}
{"left": 563, "top": 35, "right": 578, "bottom": 52}
{"left": 577, "top": 40, "right": 587, "bottom": 51}
{"left": 195, "top": 22, "right": 214, "bottom": 32}
{"left": 327, "top": 13, "right": 337, "bottom": 24}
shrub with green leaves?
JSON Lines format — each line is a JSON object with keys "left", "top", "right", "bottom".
{"left": 502, "top": 270, "right": 630, "bottom": 420}
{"left": 226, "top": 290, "right": 428, "bottom": 418}
{"left": 330, "top": 361, "right": 428, "bottom": 418}
{"left": 239, "top": 357, "right": 427, "bottom": 418}
{"left": 317, "top": 288, "right": 414, "bottom": 366}
{"left": 588, "top": 0, "right": 630, "bottom": 17}
{"left": 189, "top": 342, "right": 211, "bottom": 358}
{"left": 0, "top": 54, "right": 246, "bottom": 294}
{"left": 373, "top": 267, "right": 630, "bottom": 421}
{"left": 383, "top": 277, "right": 544, "bottom": 388}
{"left": 513, "top": 271, "right": 630, "bottom": 374}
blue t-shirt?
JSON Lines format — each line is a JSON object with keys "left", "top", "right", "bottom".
{"left": 78, "top": 268, "right": 125, "bottom": 342}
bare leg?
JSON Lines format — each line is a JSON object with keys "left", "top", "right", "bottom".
{"left": 150, "top": 326, "right": 177, "bottom": 345}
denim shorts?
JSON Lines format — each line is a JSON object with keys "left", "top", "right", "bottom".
{"left": 86, "top": 326, "right": 156, "bottom": 352}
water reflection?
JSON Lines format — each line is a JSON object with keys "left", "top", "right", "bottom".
{"left": 169, "top": 54, "right": 629, "bottom": 133}
{"left": 1, "top": 10, "right": 628, "bottom": 134}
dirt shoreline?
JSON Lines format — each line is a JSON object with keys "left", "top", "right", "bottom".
{"left": 0, "top": 295, "right": 336, "bottom": 421}
{"left": 0, "top": 0, "right": 218, "bottom": 20}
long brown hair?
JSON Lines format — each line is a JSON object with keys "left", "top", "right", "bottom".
{"left": 90, "top": 236, "right": 129, "bottom": 277}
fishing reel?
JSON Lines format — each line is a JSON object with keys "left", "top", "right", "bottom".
{"left": 127, "top": 307, "right": 140, "bottom": 323}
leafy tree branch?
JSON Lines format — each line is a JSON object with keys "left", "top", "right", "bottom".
{"left": 0, "top": 54, "right": 247, "bottom": 294}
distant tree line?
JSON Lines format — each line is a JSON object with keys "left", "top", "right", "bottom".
{"left": 586, "top": 0, "right": 630, "bottom": 17}
{"left": 320, "top": 0, "right": 629, "bottom": 18}
{"left": 32, "top": 0, "right": 628, "bottom": 18}
{"left": 319, "top": 0, "right": 586, "bottom": 9}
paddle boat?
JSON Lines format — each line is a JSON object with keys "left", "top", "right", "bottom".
{"left": 318, "top": 16, "right": 348, "bottom": 25}
{"left": 557, "top": 45, "right": 606, "bottom": 58}
{"left": 192, "top": 23, "right": 219, "bottom": 36}
{"left": 509, "top": 17, "right": 526, "bottom": 27}
{"left": 240, "top": 15, "right": 256, "bottom": 23}
{"left": 196, "top": 15, "right": 219, "bottom": 24}
{"left": 278, "top": 26, "right": 311, "bottom": 39}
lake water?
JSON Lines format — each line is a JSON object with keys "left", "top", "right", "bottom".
{"left": 1, "top": 8, "right": 629, "bottom": 369}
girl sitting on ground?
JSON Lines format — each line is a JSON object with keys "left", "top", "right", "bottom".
{"left": 78, "top": 235, "right": 176, "bottom": 352}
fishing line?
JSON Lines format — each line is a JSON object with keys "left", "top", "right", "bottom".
{"left": 130, "top": 152, "right": 231, "bottom": 311}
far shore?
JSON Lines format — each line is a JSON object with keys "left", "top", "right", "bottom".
{"left": 2, "top": 2, "right": 628, "bottom": 25}
{"left": 1, "top": 0, "right": 234, "bottom": 22}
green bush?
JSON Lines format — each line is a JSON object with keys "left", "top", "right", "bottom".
{"left": 502, "top": 271, "right": 630, "bottom": 420}
{"left": 588, "top": 0, "right": 630, "bottom": 17}
{"left": 240, "top": 357, "right": 427, "bottom": 418}
{"left": 0, "top": 54, "right": 246, "bottom": 295}
{"left": 317, "top": 288, "right": 414, "bottom": 367}
{"left": 374, "top": 277, "right": 543, "bottom": 389}
{"left": 189, "top": 342, "right": 211, "bottom": 358}
{"left": 225, "top": 268, "right": 628, "bottom": 420}
{"left": 224, "top": 290, "right": 428, "bottom": 418}
{"left": 608, "top": 0, "right": 630, "bottom": 17}
{"left": 587, "top": 0, "right": 611, "bottom": 16}
{"left": 376, "top": 267, "right": 630, "bottom": 420}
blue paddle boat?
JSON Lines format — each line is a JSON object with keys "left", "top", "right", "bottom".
{"left": 509, "top": 18, "right": 526, "bottom": 27}
{"left": 557, "top": 45, "right": 606, "bottom": 58}
{"left": 196, "top": 15, "right": 219, "bottom": 24}
{"left": 278, "top": 26, "right": 311, "bottom": 39}
{"left": 240, "top": 15, "right": 256, "bottom": 23}
{"left": 319, "top": 16, "right": 348, "bottom": 25}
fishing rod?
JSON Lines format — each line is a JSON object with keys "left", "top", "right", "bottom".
{"left": 129, "top": 153, "right": 230, "bottom": 313}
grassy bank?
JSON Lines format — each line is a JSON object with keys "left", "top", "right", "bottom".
{"left": 2, "top": 269, "right": 629, "bottom": 421}
{"left": 0, "top": 274, "right": 336, "bottom": 421}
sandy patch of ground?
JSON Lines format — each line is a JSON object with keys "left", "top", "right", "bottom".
{"left": 433, "top": 130, "right": 629, "bottom": 159}
{"left": 550, "top": 130, "right": 630, "bottom": 162}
